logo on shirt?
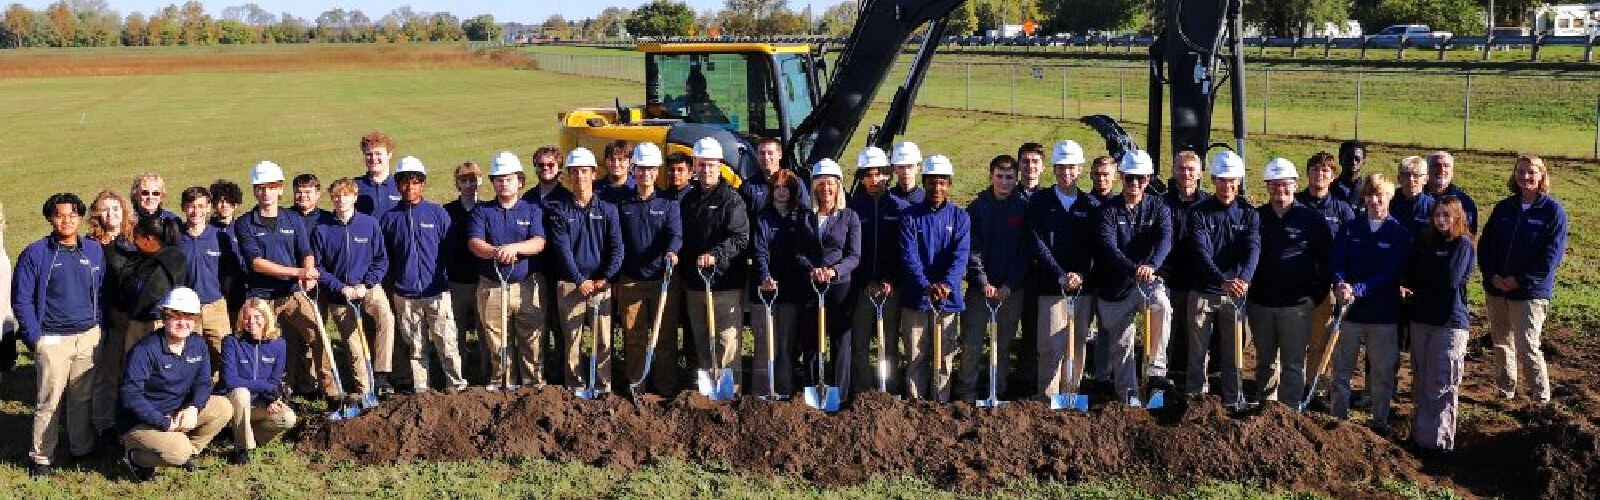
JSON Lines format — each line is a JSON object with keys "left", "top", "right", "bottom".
{"left": 262, "top": 357, "right": 276, "bottom": 364}
{"left": 515, "top": 220, "right": 531, "bottom": 226}
{"left": 279, "top": 228, "right": 295, "bottom": 235}
{"left": 388, "top": 195, "right": 401, "bottom": 201}
{"left": 206, "top": 250, "right": 222, "bottom": 257}
{"left": 1378, "top": 242, "right": 1392, "bottom": 249}
{"left": 883, "top": 216, "right": 900, "bottom": 221}
{"left": 353, "top": 237, "right": 369, "bottom": 244}
{"left": 419, "top": 223, "right": 436, "bottom": 229}
{"left": 649, "top": 210, "right": 665, "bottom": 216}
{"left": 186, "top": 355, "right": 203, "bottom": 364}
{"left": 589, "top": 214, "right": 605, "bottom": 220}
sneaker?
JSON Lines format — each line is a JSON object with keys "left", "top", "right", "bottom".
{"left": 228, "top": 449, "right": 250, "bottom": 466}
{"left": 124, "top": 450, "right": 156, "bottom": 482}
{"left": 27, "top": 462, "right": 50, "bottom": 478}
{"left": 182, "top": 458, "right": 198, "bottom": 473}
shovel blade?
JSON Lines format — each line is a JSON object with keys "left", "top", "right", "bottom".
{"left": 714, "top": 369, "right": 736, "bottom": 400}
{"left": 695, "top": 370, "right": 715, "bottom": 397}
{"left": 1049, "top": 393, "right": 1090, "bottom": 412}
{"left": 574, "top": 388, "right": 603, "bottom": 400}
{"left": 975, "top": 398, "right": 1007, "bottom": 408}
{"left": 803, "top": 386, "right": 841, "bottom": 412}
{"left": 361, "top": 394, "right": 380, "bottom": 410}
{"left": 1146, "top": 390, "right": 1167, "bottom": 410}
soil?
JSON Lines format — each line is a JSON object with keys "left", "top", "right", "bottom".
{"left": 301, "top": 326, "right": 1600, "bottom": 497}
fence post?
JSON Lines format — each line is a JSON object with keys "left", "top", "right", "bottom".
{"left": 1118, "top": 66, "right": 1126, "bottom": 122}
{"left": 1010, "top": 65, "right": 1017, "bottom": 115}
{"left": 1463, "top": 73, "right": 1472, "bottom": 150}
{"left": 965, "top": 63, "right": 971, "bottom": 111}
{"left": 1262, "top": 67, "right": 1271, "bottom": 135}
{"left": 1354, "top": 68, "right": 1365, "bottom": 141}
{"left": 1061, "top": 65, "right": 1068, "bottom": 119}
{"left": 1593, "top": 92, "right": 1599, "bottom": 159}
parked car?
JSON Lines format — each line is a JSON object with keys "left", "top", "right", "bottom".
{"left": 1368, "top": 24, "right": 1452, "bottom": 48}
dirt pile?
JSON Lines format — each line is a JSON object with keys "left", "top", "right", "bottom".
{"left": 302, "top": 390, "right": 1427, "bottom": 493}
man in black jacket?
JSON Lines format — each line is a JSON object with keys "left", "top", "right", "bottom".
{"left": 680, "top": 137, "right": 751, "bottom": 392}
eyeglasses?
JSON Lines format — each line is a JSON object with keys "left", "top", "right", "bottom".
{"left": 536, "top": 163, "right": 559, "bottom": 168}
{"left": 140, "top": 190, "right": 163, "bottom": 197}
{"left": 165, "top": 312, "right": 198, "bottom": 321}
{"left": 1123, "top": 175, "right": 1149, "bottom": 184}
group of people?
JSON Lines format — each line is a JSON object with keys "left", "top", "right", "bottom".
{"left": 1, "top": 130, "right": 1567, "bottom": 480}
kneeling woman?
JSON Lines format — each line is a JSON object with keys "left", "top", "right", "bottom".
{"left": 219, "top": 298, "right": 297, "bottom": 464}
{"left": 119, "top": 287, "right": 232, "bottom": 481}
{"left": 1406, "top": 197, "right": 1475, "bottom": 452}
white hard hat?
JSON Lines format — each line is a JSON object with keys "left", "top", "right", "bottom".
{"left": 890, "top": 141, "right": 922, "bottom": 165}
{"left": 1118, "top": 150, "right": 1154, "bottom": 175}
{"left": 396, "top": 156, "right": 427, "bottom": 176}
{"left": 921, "top": 154, "right": 954, "bottom": 176}
{"left": 489, "top": 151, "right": 523, "bottom": 176}
{"left": 249, "top": 161, "right": 285, "bottom": 185}
{"left": 631, "top": 142, "right": 663, "bottom": 167}
{"left": 1051, "top": 140, "right": 1086, "bottom": 165}
{"left": 1210, "top": 151, "right": 1246, "bottom": 179}
{"left": 1263, "top": 157, "right": 1298, "bottom": 181}
{"left": 811, "top": 158, "right": 844, "bottom": 179}
{"left": 856, "top": 146, "right": 890, "bottom": 170}
{"left": 160, "top": 287, "right": 202, "bottom": 315}
{"left": 692, "top": 137, "right": 723, "bottom": 160}
{"left": 566, "top": 147, "right": 597, "bottom": 168}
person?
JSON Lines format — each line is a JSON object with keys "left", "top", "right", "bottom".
{"left": 660, "top": 152, "right": 696, "bottom": 201}
{"left": 469, "top": 152, "right": 551, "bottom": 390}
{"left": 888, "top": 141, "right": 927, "bottom": 205}
{"left": 680, "top": 137, "right": 751, "bottom": 392}
{"left": 177, "top": 187, "right": 232, "bottom": 370}
{"left": 794, "top": 159, "right": 860, "bottom": 397}
{"left": 547, "top": 148, "right": 624, "bottom": 393}
{"left": 1184, "top": 150, "right": 1260, "bottom": 407}
{"left": 1159, "top": 151, "right": 1213, "bottom": 390}
{"left": 845, "top": 146, "right": 911, "bottom": 396}
{"left": 290, "top": 173, "right": 327, "bottom": 234}
{"left": 1248, "top": 158, "right": 1333, "bottom": 404}
{"left": 383, "top": 156, "right": 467, "bottom": 393}
{"left": 1391, "top": 156, "right": 1437, "bottom": 238}
{"left": 130, "top": 172, "right": 180, "bottom": 222}
{"left": 1330, "top": 173, "right": 1413, "bottom": 432}
{"left": 1332, "top": 140, "right": 1367, "bottom": 204}
{"left": 899, "top": 154, "right": 970, "bottom": 402}
{"left": 957, "top": 155, "right": 1029, "bottom": 402}
{"left": 751, "top": 169, "right": 805, "bottom": 398}
{"left": 521, "top": 146, "right": 572, "bottom": 207}
{"left": 442, "top": 162, "right": 482, "bottom": 381}
{"left": 234, "top": 160, "right": 338, "bottom": 402}
{"left": 87, "top": 190, "right": 137, "bottom": 437}
{"left": 208, "top": 179, "right": 248, "bottom": 322}
{"left": 209, "top": 180, "right": 244, "bottom": 227}
{"left": 1093, "top": 150, "right": 1175, "bottom": 403}
{"left": 14, "top": 193, "right": 104, "bottom": 477}
{"left": 1030, "top": 140, "right": 1100, "bottom": 401}
{"left": 114, "top": 216, "right": 188, "bottom": 357}
{"left": 1479, "top": 155, "right": 1566, "bottom": 404}
{"left": 1012, "top": 142, "right": 1047, "bottom": 397}
{"left": 217, "top": 298, "right": 297, "bottom": 465}
{"left": 118, "top": 288, "right": 232, "bottom": 482}
{"left": 355, "top": 131, "right": 402, "bottom": 218}
{"left": 0, "top": 204, "right": 15, "bottom": 380}
{"left": 312, "top": 178, "right": 391, "bottom": 401}
{"left": 1086, "top": 156, "right": 1119, "bottom": 205}
{"left": 1426, "top": 151, "right": 1478, "bottom": 233}
{"left": 739, "top": 137, "right": 810, "bottom": 215}
{"left": 597, "top": 140, "right": 637, "bottom": 204}
{"left": 1295, "top": 152, "right": 1357, "bottom": 394}
{"left": 1015, "top": 142, "right": 1048, "bottom": 196}
{"left": 1405, "top": 197, "right": 1475, "bottom": 452}
{"left": 615, "top": 142, "right": 683, "bottom": 396}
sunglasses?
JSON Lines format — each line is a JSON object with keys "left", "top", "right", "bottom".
{"left": 1122, "top": 175, "right": 1149, "bottom": 184}
{"left": 140, "top": 190, "right": 163, "bottom": 197}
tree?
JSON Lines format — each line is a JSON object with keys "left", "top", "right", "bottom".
{"left": 3, "top": 4, "right": 37, "bottom": 48}
{"left": 718, "top": 0, "right": 809, "bottom": 36}
{"left": 346, "top": 9, "right": 372, "bottom": 42}
{"left": 178, "top": 0, "right": 214, "bottom": 45}
{"left": 121, "top": 11, "right": 145, "bottom": 45}
{"left": 461, "top": 13, "right": 501, "bottom": 42}
{"left": 429, "top": 12, "right": 462, "bottom": 41}
{"left": 817, "top": 0, "right": 858, "bottom": 36}
{"left": 217, "top": 18, "right": 249, "bottom": 43}
{"left": 585, "top": 6, "right": 626, "bottom": 39}
{"left": 45, "top": 0, "right": 75, "bottom": 46}
{"left": 1352, "top": 0, "right": 1485, "bottom": 37}
{"left": 1244, "top": 0, "right": 1347, "bottom": 37}
{"left": 1042, "top": 0, "right": 1145, "bottom": 34}
{"left": 315, "top": 8, "right": 345, "bottom": 42}
{"left": 949, "top": 0, "right": 978, "bottom": 36}
{"left": 626, "top": 0, "right": 694, "bottom": 38}
{"left": 972, "top": 0, "right": 997, "bottom": 32}
{"left": 541, "top": 14, "right": 567, "bottom": 38}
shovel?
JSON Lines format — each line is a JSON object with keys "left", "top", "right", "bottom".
{"left": 1222, "top": 294, "right": 1249, "bottom": 411}
{"left": 925, "top": 296, "right": 951, "bottom": 403}
{"left": 867, "top": 285, "right": 893, "bottom": 395}
{"left": 693, "top": 266, "right": 735, "bottom": 400}
{"left": 630, "top": 259, "right": 672, "bottom": 400}
{"left": 1300, "top": 301, "right": 1348, "bottom": 412}
{"left": 756, "top": 284, "right": 783, "bottom": 400}
{"left": 975, "top": 297, "right": 1006, "bottom": 408}
{"left": 490, "top": 264, "right": 521, "bottom": 392}
{"left": 1049, "top": 290, "right": 1090, "bottom": 412}
{"left": 575, "top": 292, "right": 606, "bottom": 400}
{"left": 803, "top": 279, "right": 840, "bottom": 411}
{"left": 343, "top": 297, "right": 381, "bottom": 410}
{"left": 307, "top": 290, "right": 357, "bottom": 421}
{"left": 1136, "top": 278, "right": 1167, "bottom": 410}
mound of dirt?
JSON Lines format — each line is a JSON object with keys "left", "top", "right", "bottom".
{"left": 301, "top": 390, "right": 1428, "bottom": 493}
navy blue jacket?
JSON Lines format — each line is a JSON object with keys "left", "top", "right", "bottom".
{"left": 1331, "top": 172, "right": 1360, "bottom": 203}
{"left": 617, "top": 190, "right": 683, "bottom": 282}
{"left": 217, "top": 334, "right": 287, "bottom": 406}
{"left": 1479, "top": 194, "right": 1567, "bottom": 301}
{"left": 177, "top": 226, "right": 226, "bottom": 304}
{"left": 1390, "top": 191, "right": 1437, "bottom": 239}
{"left": 12, "top": 235, "right": 103, "bottom": 348}
{"left": 380, "top": 200, "right": 452, "bottom": 298}
{"left": 1407, "top": 236, "right": 1475, "bottom": 329}
{"left": 442, "top": 199, "right": 480, "bottom": 285}
{"left": 1094, "top": 194, "right": 1173, "bottom": 301}
{"left": 1295, "top": 190, "right": 1357, "bottom": 240}
{"left": 520, "top": 183, "right": 573, "bottom": 208}
{"left": 595, "top": 177, "right": 637, "bottom": 205}
{"left": 546, "top": 196, "right": 624, "bottom": 284}
{"left": 965, "top": 188, "right": 1030, "bottom": 291}
{"left": 233, "top": 208, "right": 314, "bottom": 299}
{"left": 312, "top": 212, "right": 388, "bottom": 292}
{"left": 739, "top": 176, "right": 810, "bottom": 220}
{"left": 1029, "top": 187, "right": 1102, "bottom": 295}
{"left": 118, "top": 331, "right": 212, "bottom": 433}
{"left": 467, "top": 199, "right": 546, "bottom": 284}
{"left": 1331, "top": 217, "right": 1414, "bottom": 324}
{"left": 846, "top": 190, "right": 910, "bottom": 286}
{"left": 1160, "top": 187, "right": 1214, "bottom": 291}
{"left": 890, "top": 184, "right": 925, "bottom": 205}
{"left": 795, "top": 208, "right": 861, "bottom": 291}
{"left": 1189, "top": 197, "right": 1261, "bottom": 295}
{"left": 1432, "top": 184, "right": 1478, "bottom": 233}
{"left": 355, "top": 174, "right": 401, "bottom": 218}
{"left": 752, "top": 207, "right": 805, "bottom": 304}
{"left": 1249, "top": 203, "right": 1334, "bottom": 308}
{"left": 898, "top": 201, "right": 971, "bottom": 312}
{"left": 211, "top": 218, "right": 247, "bottom": 309}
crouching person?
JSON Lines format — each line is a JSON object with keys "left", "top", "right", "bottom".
{"left": 219, "top": 298, "right": 297, "bottom": 465}
{"left": 119, "top": 288, "right": 232, "bottom": 481}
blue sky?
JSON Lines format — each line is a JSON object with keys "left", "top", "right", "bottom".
{"left": 21, "top": 1, "right": 849, "bottom": 23}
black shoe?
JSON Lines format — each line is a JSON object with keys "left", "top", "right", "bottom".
{"left": 375, "top": 374, "right": 395, "bottom": 396}
{"left": 1146, "top": 376, "right": 1175, "bottom": 392}
{"left": 182, "top": 458, "right": 198, "bottom": 473}
{"left": 27, "top": 462, "right": 50, "bottom": 478}
{"left": 124, "top": 450, "right": 156, "bottom": 482}
{"left": 228, "top": 449, "right": 250, "bottom": 466}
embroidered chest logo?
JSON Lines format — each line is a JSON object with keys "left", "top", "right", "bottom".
{"left": 353, "top": 237, "right": 369, "bottom": 244}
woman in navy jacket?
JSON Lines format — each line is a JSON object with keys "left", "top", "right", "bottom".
{"left": 751, "top": 169, "right": 805, "bottom": 398}
{"left": 795, "top": 161, "right": 860, "bottom": 397}
{"left": 218, "top": 298, "right": 296, "bottom": 464}
{"left": 1329, "top": 173, "right": 1413, "bottom": 433}
{"left": 1404, "top": 197, "right": 1475, "bottom": 452}
{"left": 1478, "top": 155, "right": 1567, "bottom": 404}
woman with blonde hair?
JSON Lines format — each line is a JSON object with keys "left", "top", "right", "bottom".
{"left": 1479, "top": 155, "right": 1566, "bottom": 404}
{"left": 1328, "top": 172, "right": 1414, "bottom": 433}
{"left": 1405, "top": 197, "right": 1475, "bottom": 452}
{"left": 217, "top": 298, "right": 296, "bottom": 465}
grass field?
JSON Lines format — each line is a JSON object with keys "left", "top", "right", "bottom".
{"left": 0, "top": 42, "right": 1581, "bottom": 496}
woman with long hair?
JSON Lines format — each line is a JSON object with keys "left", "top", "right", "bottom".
{"left": 88, "top": 189, "right": 137, "bottom": 439}
{"left": 750, "top": 168, "right": 805, "bottom": 398}
{"left": 1405, "top": 196, "right": 1475, "bottom": 452}
{"left": 796, "top": 160, "right": 861, "bottom": 398}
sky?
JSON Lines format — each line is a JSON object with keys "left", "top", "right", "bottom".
{"left": 21, "top": 0, "right": 851, "bottom": 23}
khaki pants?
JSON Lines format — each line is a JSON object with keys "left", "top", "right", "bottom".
{"left": 1486, "top": 296, "right": 1551, "bottom": 401}
{"left": 30, "top": 327, "right": 100, "bottom": 465}
{"left": 226, "top": 388, "right": 297, "bottom": 450}
{"left": 750, "top": 300, "right": 799, "bottom": 397}
{"left": 685, "top": 288, "right": 743, "bottom": 388}
{"left": 326, "top": 292, "right": 394, "bottom": 395}
{"left": 1036, "top": 294, "right": 1095, "bottom": 398}
{"left": 849, "top": 286, "right": 902, "bottom": 395}
{"left": 557, "top": 281, "right": 612, "bottom": 391}
{"left": 273, "top": 292, "right": 339, "bottom": 397}
{"left": 1185, "top": 292, "right": 1248, "bottom": 404}
{"left": 93, "top": 310, "right": 129, "bottom": 433}
{"left": 121, "top": 395, "right": 232, "bottom": 468}
{"left": 901, "top": 308, "right": 958, "bottom": 401}
{"left": 1097, "top": 286, "right": 1173, "bottom": 399}
{"left": 392, "top": 292, "right": 465, "bottom": 390}
{"left": 1331, "top": 322, "right": 1399, "bottom": 424}
{"left": 1409, "top": 323, "right": 1467, "bottom": 451}
{"left": 617, "top": 277, "right": 682, "bottom": 395}
{"left": 958, "top": 292, "right": 1023, "bottom": 401}
{"left": 475, "top": 275, "right": 547, "bottom": 387}
{"left": 1248, "top": 301, "right": 1313, "bottom": 403}
{"left": 198, "top": 299, "right": 231, "bottom": 374}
